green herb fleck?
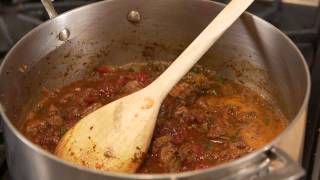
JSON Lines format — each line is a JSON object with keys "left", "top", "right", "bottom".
{"left": 204, "top": 141, "right": 214, "bottom": 150}
{"left": 230, "top": 129, "right": 240, "bottom": 142}
{"left": 264, "top": 116, "right": 271, "bottom": 126}
{"left": 216, "top": 76, "right": 225, "bottom": 84}
{"left": 197, "top": 123, "right": 208, "bottom": 133}
{"left": 191, "top": 67, "right": 200, "bottom": 73}
{"left": 60, "top": 127, "right": 68, "bottom": 137}
{"left": 130, "top": 65, "right": 141, "bottom": 72}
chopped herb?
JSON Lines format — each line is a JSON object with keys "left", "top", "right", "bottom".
{"left": 197, "top": 123, "right": 208, "bottom": 133}
{"left": 157, "top": 63, "right": 167, "bottom": 72}
{"left": 216, "top": 76, "right": 225, "bottom": 84}
{"left": 264, "top": 116, "right": 271, "bottom": 126}
{"left": 203, "top": 141, "right": 214, "bottom": 150}
{"left": 60, "top": 127, "right": 68, "bottom": 137}
{"left": 230, "top": 129, "right": 240, "bottom": 142}
{"left": 191, "top": 67, "right": 200, "bottom": 73}
{"left": 208, "top": 118, "right": 215, "bottom": 124}
{"left": 130, "top": 65, "right": 141, "bottom": 72}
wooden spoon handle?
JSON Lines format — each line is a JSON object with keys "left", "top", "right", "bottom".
{"left": 149, "top": 0, "right": 255, "bottom": 100}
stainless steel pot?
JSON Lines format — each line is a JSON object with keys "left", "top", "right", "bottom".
{"left": 0, "top": 0, "right": 310, "bottom": 179}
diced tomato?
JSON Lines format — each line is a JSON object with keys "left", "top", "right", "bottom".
{"left": 136, "top": 72, "right": 149, "bottom": 84}
{"left": 95, "top": 65, "right": 110, "bottom": 74}
{"left": 41, "top": 87, "right": 51, "bottom": 96}
{"left": 172, "top": 127, "right": 188, "bottom": 144}
{"left": 116, "top": 76, "right": 129, "bottom": 86}
{"left": 159, "top": 126, "right": 170, "bottom": 136}
{"left": 180, "top": 164, "right": 191, "bottom": 172}
{"left": 194, "top": 162, "right": 210, "bottom": 170}
{"left": 191, "top": 144, "right": 205, "bottom": 158}
{"left": 65, "top": 118, "right": 77, "bottom": 128}
{"left": 84, "top": 96, "right": 98, "bottom": 105}
{"left": 102, "top": 84, "right": 117, "bottom": 98}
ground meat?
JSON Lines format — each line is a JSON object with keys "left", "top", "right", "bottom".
{"left": 166, "top": 157, "right": 181, "bottom": 172}
{"left": 192, "top": 73, "right": 209, "bottom": 85}
{"left": 178, "top": 143, "right": 204, "bottom": 162}
{"left": 25, "top": 111, "right": 36, "bottom": 120}
{"left": 178, "top": 143, "right": 196, "bottom": 162}
{"left": 173, "top": 106, "right": 189, "bottom": 119}
{"left": 159, "top": 143, "right": 180, "bottom": 172}
{"left": 20, "top": 62, "right": 288, "bottom": 173}
{"left": 82, "top": 88, "right": 99, "bottom": 105}
{"left": 198, "top": 122, "right": 209, "bottom": 133}
{"left": 60, "top": 92, "right": 74, "bottom": 104}
{"left": 82, "top": 103, "right": 103, "bottom": 117}
{"left": 46, "top": 105, "right": 64, "bottom": 126}
{"left": 25, "top": 119, "right": 45, "bottom": 136}
{"left": 47, "top": 114, "right": 64, "bottom": 126}
{"left": 207, "top": 125, "right": 226, "bottom": 139}
{"left": 232, "top": 139, "right": 248, "bottom": 149}
{"left": 151, "top": 136, "right": 181, "bottom": 172}
{"left": 121, "top": 80, "right": 142, "bottom": 93}
{"left": 152, "top": 135, "right": 172, "bottom": 153}
{"left": 169, "top": 82, "right": 192, "bottom": 98}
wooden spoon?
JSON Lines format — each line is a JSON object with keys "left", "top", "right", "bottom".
{"left": 55, "top": 0, "right": 255, "bottom": 173}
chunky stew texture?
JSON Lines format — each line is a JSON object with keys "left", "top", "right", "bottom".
{"left": 21, "top": 62, "right": 287, "bottom": 173}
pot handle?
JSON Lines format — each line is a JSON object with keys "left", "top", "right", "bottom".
{"left": 41, "top": 0, "right": 58, "bottom": 19}
{"left": 40, "top": 0, "right": 70, "bottom": 41}
{"left": 231, "top": 147, "right": 305, "bottom": 180}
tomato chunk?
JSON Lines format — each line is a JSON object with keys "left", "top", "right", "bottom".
{"left": 95, "top": 65, "right": 110, "bottom": 74}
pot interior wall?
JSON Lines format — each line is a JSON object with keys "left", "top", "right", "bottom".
{"left": 0, "top": 0, "right": 308, "bottom": 136}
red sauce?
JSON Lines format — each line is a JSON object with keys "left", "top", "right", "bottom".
{"left": 20, "top": 62, "right": 287, "bottom": 173}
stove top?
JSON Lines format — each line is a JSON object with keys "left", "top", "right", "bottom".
{"left": 0, "top": 0, "right": 319, "bottom": 179}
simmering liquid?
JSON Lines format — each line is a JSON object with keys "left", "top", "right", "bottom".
{"left": 20, "top": 62, "right": 287, "bottom": 173}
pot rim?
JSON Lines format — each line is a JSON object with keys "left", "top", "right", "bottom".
{"left": 0, "top": 0, "right": 311, "bottom": 179}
